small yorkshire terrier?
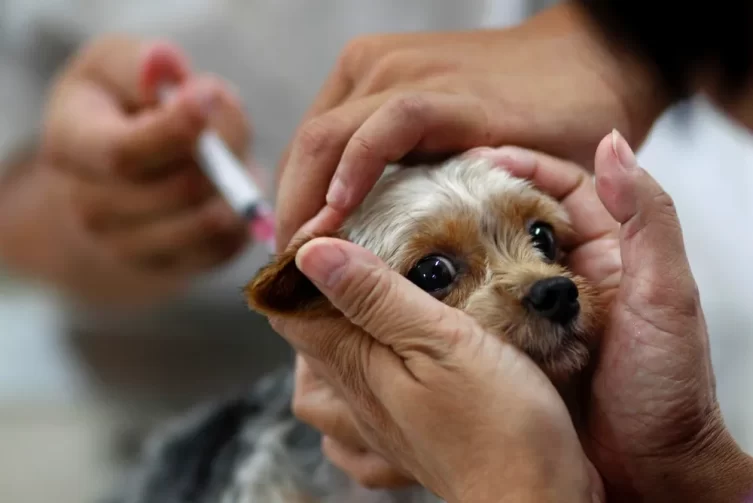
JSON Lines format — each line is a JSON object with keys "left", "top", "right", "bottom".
{"left": 113, "top": 151, "right": 604, "bottom": 503}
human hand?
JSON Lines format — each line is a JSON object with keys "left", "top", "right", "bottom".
{"left": 289, "top": 143, "right": 621, "bottom": 489}
{"left": 275, "top": 2, "right": 669, "bottom": 250}
{"left": 271, "top": 239, "right": 604, "bottom": 503}
{"left": 497, "top": 131, "right": 753, "bottom": 503}
{"left": 35, "top": 36, "right": 254, "bottom": 304}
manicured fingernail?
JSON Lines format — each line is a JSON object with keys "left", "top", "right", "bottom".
{"left": 296, "top": 240, "right": 348, "bottom": 288}
{"left": 611, "top": 129, "right": 637, "bottom": 171}
{"left": 326, "top": 174, "right": 348, "bottom": 209}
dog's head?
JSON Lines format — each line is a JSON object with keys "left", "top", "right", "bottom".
{"left": 246, "top": 154, "right": 604, "bottom": 381}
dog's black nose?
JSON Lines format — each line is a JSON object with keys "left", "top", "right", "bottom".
{"left": 524, "top": 277, "right": 579, "bottom": 325}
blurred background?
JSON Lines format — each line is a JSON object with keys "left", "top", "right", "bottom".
{"left": 1, "top": 1, "right": 752, "bottom": 502}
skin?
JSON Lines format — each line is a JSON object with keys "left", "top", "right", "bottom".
{"left": 277, "top": 132, "right": 753, "bottom": 502}
{"left": 275, "top": 0, "right": 665, "bottom": 491}
{"left": 0, "top": 37, "right": 255, "bottom": 305}
{"left": 274, "top": 1, "right": 670, "bottom": 249}
{"left": 276, "top": 2, "right": 753, "bottom": 499}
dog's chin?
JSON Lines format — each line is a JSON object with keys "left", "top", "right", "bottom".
{"left": 516, "top": 323, "right": 595, "bottom": 384}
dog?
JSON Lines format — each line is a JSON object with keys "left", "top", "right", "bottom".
{"left": 111, "top": 150, "right": 605, "bottom": 503}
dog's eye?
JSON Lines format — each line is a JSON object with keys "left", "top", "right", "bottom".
{"left": 406, "top": 255, "right": 457, "bottom": 297}
{"left": 528, "top": 221, "right": 557, "bottom": 261}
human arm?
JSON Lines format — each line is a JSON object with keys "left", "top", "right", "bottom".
{"left": 575, "top": 0, "right": 753, "bottom": 129}
{"left": 274, "top": 1, "right": 671, "bottom": 250}
{"left": 501, "top": 132, "right": 753, "bottom": 503}
{"left": 284, "top": 133, "right": 753, "bottom": 501}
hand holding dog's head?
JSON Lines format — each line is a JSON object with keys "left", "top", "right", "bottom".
{"left": 244, "top": 150, "right": 608, "bottom": 501}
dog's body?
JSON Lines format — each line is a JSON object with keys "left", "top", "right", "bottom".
{"left": 113, "top": 368, "right": 443, "bottom": 503}
{"left": 111, "top": 152, "right": 603, "bottom": 503}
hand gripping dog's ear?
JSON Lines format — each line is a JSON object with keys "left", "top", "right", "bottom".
{"left": 244, "top": 233, "right": 340, "bottom": 318}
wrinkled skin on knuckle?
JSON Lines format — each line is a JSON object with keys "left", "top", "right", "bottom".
{"left": 347, "top": 134, "right": 378, "bottom": 163}
{"left": 357, "top": 50, "right": 416, "bottom": 95}
{"left": 651, "top": 189, "right": 678, "bottom": 218}
{"left": 338, "top": 35, "right": 385, "bottom": 82}
{"left": 297, "top": 116, "right": 340, "bottom": 159}
{"left": 342, "top": 266, "right": 396, "bottom": 331}
{"left": 629, "top": 271, "right": 701, "bottom": 324}
{"left": 387, "top": 93, "right": 430, "bottom": 124}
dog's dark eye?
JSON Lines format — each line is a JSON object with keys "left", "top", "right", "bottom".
{"left": 406, "top": 255, "right": 457, "bottom": 296}
{"left": 528, "top": 221, "right": 557, "bottom": 261}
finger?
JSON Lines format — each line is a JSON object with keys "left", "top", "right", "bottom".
{"left": 468, "top": 146, "right": 622, "bottom": 292}
{"left": 111, "top": 78, "right": 223, "bottom": 178}
{"left": 322, "top": 436, "right": 416, "bottom": 489}
{"left": 53, "top": 78, "right": 217, "bottom": 179}
{"left": 72, "top": 37, "right": 190, "bottom": 111}
{"left": 139, "top": 41, "right": 193, "bottom": 105}
{"left": 206, "top": 79, "right": 252, "bottom": 160}
{"left": 73, "top": 164, "right": 214, "bottom": 231}
{"left": 171, "top": 228, "right": 248, "bottom": 273}
{"left": 275, "top": 95, "right": 387, "bottom": 250}
{"left": 275, "top": 31, "right": 464, "bottom": 188}
{"left": 324, "top": 92, "right": 493, "bottom": 214}
{"left": 468, "top": 146, "right": 618, "bottom": 243}
{"left": 105, "top": 196, "right": 244, "bottom": 268}
{"left": 594, "top": 130, "right": 697, "bottom": 318}
{"left": 294, "top": 237, "right": 480, "bottom": 361}
{"left": 292, "top": 356, "right": 370, "bottom": 450}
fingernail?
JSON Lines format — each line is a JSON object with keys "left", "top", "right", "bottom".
{"left": 611, "top": 129, "right": 637, "bottom": 171}
{"left": 296, "top": 240, "right": 348, "bottom": 288}
{"left": 326, "top": 174, "right": 349, "bottom": 209}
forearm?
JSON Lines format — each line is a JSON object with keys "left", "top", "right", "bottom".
{"left": 527, "top": 2, "right": 672, "bottom": 155}
{"left": 573, "top": 0, "right": 753, "bottom": 130}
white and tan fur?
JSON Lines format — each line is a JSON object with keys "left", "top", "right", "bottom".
{"left": 112, "top": 152, "right": 604, "bottom": 503}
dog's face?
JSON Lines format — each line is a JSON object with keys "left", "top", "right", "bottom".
{"left": 246, "top": 154, "right": 604, "bottom": 381}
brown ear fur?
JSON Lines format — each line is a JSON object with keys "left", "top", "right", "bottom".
{"left": 244, "top": 233, "right": 339, "bottom": 317}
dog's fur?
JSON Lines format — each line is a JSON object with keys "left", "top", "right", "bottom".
{"left": 111, "top": 152, "right": 605, "bottom": 503}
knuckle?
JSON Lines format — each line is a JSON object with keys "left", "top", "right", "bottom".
{"left": 439, "top": 308, "right": 472, "bottom": 350}
{"left": 652, "top": 189, "right": 678, "bottom": 220}
{"left": 211, "top": 88, "right": 252, "bottom": 156}
{"left": 297, "top": 116, "right": 339, "bottom": 158}
{"left": 358, "top": 50, "right": 410, "bottom": 94}
{"left": 346, "top": 134, "right": 378, "bottom": 162}
{"left": 387, "top": 93, "right": 429, "bottom": 123}
{"left": 339, "top": 36, "right": 379, "bottom": 78}
{"left": 633, "top": 275, "right": 700, "bottom": 321}
{"left": 344, "top": 266, "right": 395, "bottom": 329}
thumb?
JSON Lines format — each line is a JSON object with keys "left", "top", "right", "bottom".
{"left": 74, "top": 37, "right": 190, "bottom": 110}
{"left": 594, "top": 130, "right": 698, "bottom": 322}
{"left": 139, "top": 41, "right": 192, "bottom": 105}
{"left": 295, "top": 237, "right": 481, "bottom": 360}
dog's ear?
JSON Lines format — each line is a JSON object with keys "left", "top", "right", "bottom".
{"left": 244, "top": 234, "right": 339, "bottom": 317}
